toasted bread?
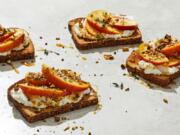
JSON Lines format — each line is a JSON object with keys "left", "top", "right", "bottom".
{"left": 126, "top": 51, "right": 180, "bottom": 87}
{"left": 68, "top": 18, "right": 142, "bottom": 50}
{"left": 0, "top": 28, "right": 35, "bottom": 63}
{"left": 8, "top": 79, "right": 98, "bottom": 123}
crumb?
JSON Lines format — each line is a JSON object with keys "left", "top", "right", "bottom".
{"left": 125, "top": 88, "right": 130, "bottom": 91}
{"left": 66, "top": 44, "right": 74, "bottom": 49}
{"left": 123, "top": 73, "right": 127, "bottom": 76}
{"left": 64, "top": 26, "right": 67, "bottom": 29}
{"left": 100, "top": 74, "right": 103, "bottom": 76}
{"left": 95, "top": 61, "right": 99, "bottom": 64}
{"left": 61, "top": 58, "right": 64, "bottom": 62}
{"left": 44, "top": 49, "right": 49, "bottom": 55}
{"left": 64, "top": 126, "right": 70, "bottom": 131}
{"left": 80, "top": 126, "right": 84, "bottom": 131}
{"left": 72, "top": 126, "right": 78, "bottom": 131}
{"left": 81, "top": 56, "right": 87, "bottom": 60}
{"left": 112, "top": 82, "right": 119, "bottom": 88}
{"left": 120, "top": 83, "right": 123, "bottom": 90}
{"left": 39, "top": 36, "right": 43, "bottom": 39}
{"left": 103, "top": 54, "right": 114, "bottom": 60}
{"left": 45, "top": 42, "right": 48, "bottom": 45}
{"left": 122, "top": 47, "right": 129, "bottom": 52}
{"left": 88, "top": 132, "right": 92, "bottom": 135}
{"left": 93, "top": 103, "right": 102, "bottom": 114}
{"left": 109, "top": 97, "right": 112, "bottom": 100}
{"left": 114, "top": 52, "right": 117, "bottom": 55}
{"left": 56, "top": 43, "right": 64, "bottom": 48}
{"left": 163, "top": 98, "right": 168, "bottom": 104}
{"left": 54, "top": 116, "right": 60, "bottom": 122}
{"left": 55, "top": 37, "right": 60, "bottom": 40}
{"left": 121, "top": 64, "right": 126, "bottom": 70}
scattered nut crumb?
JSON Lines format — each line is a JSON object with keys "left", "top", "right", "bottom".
{"left": 112, "top": 82, "right": 119, "bottom": 88}
{"left": 125, "top": 88, "right": 130, "bottom": 91}
{"left": 56, "top": 43, "right": 64, "bottom": 48}
{"left": 163, "top": 98, "right": 168, "bottom": 104}
{"left": 120, "top": 83, "right": 124, "bottom": 90}
{"left": 122, "top": 47, "right": 129, "bottom": 52}
{"left": 81, "top": 56, "right": 87, "bottom": 60}
{"left": 93, "top": 104, "right": 102, "bottom": 114}
{"left": 55, "top": 37, "right": 60, "bottom": 40}
{"left": 80, "top": 126, "right": 84, "bottom": 131}
{"left": 72, "top": 126, "right": 78, "bottom": 131}
{"left": 61, "top": 58, "right": 64, "bottom": 62}
{"left": 103, "top": 54, "right": 114, "bottom": 60}
{"left": 121, "top": 64, "right": 126, "bottom": 70}
{"left": 64, "top": 126, "right": 70, "bottom": 131}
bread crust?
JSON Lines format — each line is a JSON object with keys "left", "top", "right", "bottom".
{"left": 126, "top": 51, "right": 180, "bottom": 87}
{"left": 0, "top": 28, "right": 35, "bottom": 63}
{"left": 8, "top": 79, "right": 98, "bottom": 123}
{"left": 68, "top": 18, "right": 142, "bottom": 50}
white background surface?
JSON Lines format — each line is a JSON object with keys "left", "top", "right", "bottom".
{"left": 0, "top": 0, "right": 180, "bottom": 135}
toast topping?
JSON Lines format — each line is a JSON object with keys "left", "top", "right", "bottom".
{"left": 151, "top": 34, "right": 180, "bottom": 57}
{"left": 138, "top": 43, "right": 169, "bottom": 65}
{"left": 42, "top": 64, "right": 90, "bottom": 92}
{"left": 73, "top": 10, "right": 138, "bottom": 40}
{"left": 138, "top": 60, "right": 179, "bottom": 75}
{"left": 11, "top": 65, "right": 92, "bottom": 109}
{"left": 0, "top": 26, "right": 30, "bottom": 55}
{"left": 136, "top": 36, "right": 180, "bottom": 75}
{"left": 11, "top": 86, "right": 91, "bottom": 109}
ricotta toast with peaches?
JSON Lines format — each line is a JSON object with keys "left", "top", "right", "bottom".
{"left": 0, "top": 25, "right": 34, "bottom": 62}
{"left": 126, "top": 34, "right": 180, "bottom": 87}
{"left": 68, "top": 10, "right": 142, "bottom": 50}
{"left": 8, "top": 64, "right": 98, "bottom": 123}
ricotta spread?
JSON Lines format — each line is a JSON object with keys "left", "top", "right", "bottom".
{"left": 73, "top": 19, "right": 134, "bottom": 40}
{"left": 11, "top": 87, "right": 91, "bottom": 109}
{"left": 138, "top": 60, "right": 179, "bottom": 75}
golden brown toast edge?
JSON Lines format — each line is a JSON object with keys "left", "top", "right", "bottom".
{"left": 68, "top": 18, "right": 142, "bottom": 50}
{"left": 8, "top": 79, "right": 99, "bottom": 123}
{"left": 126, "top": 51, "right": 180, "bottom": 87}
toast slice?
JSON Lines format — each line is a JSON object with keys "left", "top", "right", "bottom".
{"left": 68, "top": 18, "right": 142, "bottom": 50}
{"left": 0, "top": 28, "right": 35, "bottom": 63}
{"left": 126, "top": 51, "right": 180, "bottom": 87}
{"left": 8, "top": 79, "right": 98, "bottom": 123}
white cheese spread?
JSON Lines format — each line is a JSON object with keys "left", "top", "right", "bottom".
{"left": 138, "top": 60, "right": 179, "bottom": 75}
{"left": 11, "top": 87, "right": 91, "bottom": 109}
{"left": 73, "top": 19, "right": 134, "bottom": 40}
